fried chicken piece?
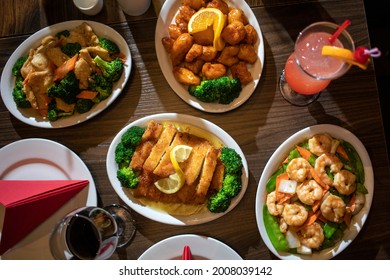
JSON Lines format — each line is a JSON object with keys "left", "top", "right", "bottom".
{"left": 175, "top": 5, "right": 196, "bottom": 25}
{"left": 199, "top": 46, "right": 218, "bottom": 61}
{"left": 162, "top": 37, "right": 175, "bottom": 53}
{"left": 243, "top": 24, "right": 258, "bottom": 45}
{"left": 238, "top": 44, "right": 258, "bottom": 64}
{"left": 74, "top": 57, "right": 92, "bottom": 89}
{"left": 196, "top": 147, "right": 219, "bottom": 197}
{"left": 192, "top": 26, "right": 214, "bottom": 46}
{"left": 230, "top": 61, "right": 253, "bottom": 85}
{"left": 185, "top": 43, "right": 203, "bottom": 62}
{"left": 168, "top": 23, "right": 187, "bottom": 40}
{"left": 46, "top": 47, "right": 69, "bottom": 67}
{"left": 217, "top": 45, "right": 240, "bottom": 67}
{"left": 210, "top": 153, "right": 224, "bottom": 192}
{"left": 173, "top": 67, "right": 201, "bottom": 85}
{"left": 227, "top": 8, "right": 249, "bottom": 25}
{"left": 207, "top": 0, "right": 229, "bottom": 14}
{"left": 181, "top": 0, "right": 206, "bottom": 10}
{"left": 184, "top": 59, "right": 204, "bottom": 74}
{"left": 170, "top": 33, "right": 194, "bottom": 66}
{"left": 202, "top": 62, "right": 227, "bottom": 80}
{"left": 221, "top": 20, "right": 246, "bottom": 45}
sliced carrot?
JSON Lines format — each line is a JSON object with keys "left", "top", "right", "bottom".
{"left": 311, "top": 199, "right": 321, "bottom": 213}
{"left": 76, "top": 90, "right": 98, "bottom": 99}
{"left": 295, "top": 145, "right": 312, "bottom": 161}
{"left": 310, "top": 167, "right": 330, "bottom": 190}
{"left": 336, "top": 145, "right": 350, "bottom": 160}
{"left": 53, "top": 54, "right": 78, "bottom": 81}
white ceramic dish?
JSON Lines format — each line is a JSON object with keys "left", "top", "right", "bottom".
{"left": 138, "top": 234, "right": 242, "bottom": 260}
{"left": 255, "top": 124, "right": 374, "bottom": 260}
{"left": 0, "top": 138, "right": 97, "bottom": 259}
{"left": 0, "top": 20, "right": 131, "bottom": 128}
{"left": 155, "top": 0, "right": 264, "bottom": 113}
{"left": 106, "top": 113, "right": 248, "bottom": 225}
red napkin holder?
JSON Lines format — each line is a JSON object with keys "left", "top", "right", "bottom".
{"left": 0, "top": 180, "right": 89, "bottom": 255}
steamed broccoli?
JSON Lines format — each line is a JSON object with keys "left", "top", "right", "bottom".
{"left": 47, "top": 72, "right": 80, "bottom": 104}
{"left": 188, "top": 76, "right": 242, "bottom": 104}
{"left": 12, "top": 56, "right": 27, "bottom": 78}
{"left": 221, "top": 173, "right": 242, "bottom": 198}
{"left": 98, "top": 38, "right": 120, "bottom": 55}
{"left": 75, "top": 98, "right": 95, "bottom": 114}
{"left": 220, "top": 147, "right": 243, "bottom": 174}
{"left": 93, "top": 55, "right": 124, "bottom": 82}
{"left": 12, "top": 80, "right": 31, "bottom": 108}
{"left": 47, "top": 101, "right": 74, "bottom": 121}
{"left": 61, "top": 42, "right": 81, "bottom": 57}
{"left": 121, "top": 126, "right": 145, "bottom": 147}
{"left": 117, "top": 166, "right": 139, "bottom": 189}
{"left": 89, "top": 73, "right": 113, "bottom": 102}
{"left": 208, "top": 190, "right": 231, "bottom": 213}
{"left": 115, "top": 142, "right": 135, "bottom": 168}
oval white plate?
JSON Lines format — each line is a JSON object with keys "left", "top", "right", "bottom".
{"left": 255, "top": 124, "right": 374, "bottom": 260}
{"left": 138, "top": 234, "right": 242, "bottom": 260}
{"left": 0, "top": 20, "right": 132, "bottom": 128}
{"left": 106, "top": 113, "right": 248, "bottom": 225}
{"left": 0, "top": 138, "right": 97, "bottom": 259}
{"left": 155, "top": 0, "right": 264, "bottom": 113}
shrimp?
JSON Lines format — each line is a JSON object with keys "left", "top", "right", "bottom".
{"left": 279, "top": 218, "right": 288, "bottom": 233}
{"left": 266, "top": 191, "right": 285, "bottom": 216}
{"left": 320, "top": 193, "right": 346, "bottom": 223}
{"left": 308, "top": 134, "right": 333, "bottom": 156}
{"left": 282, "top": 203, "right": 308, "bottom": 226}
{"left": 296, "top": 180, "right": 324, "bottom": 205}
{"left": 314, "top": 153, "right": 343, "bottom": 186}
{"left": 297, "top": 222, "right": 324, "bottom": 249}
{"left": 333, "top": 170, "right": 356, "bottom": 195}
{"left": 286, "top": 158, "right": 312, "bottom": 183}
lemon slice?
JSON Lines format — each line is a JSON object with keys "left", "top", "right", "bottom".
{"left": 188, "top": 7, "right": 226, "bottom": 51}
{"left": 321, "top": 46, "right": 370, "bottom": 70}
{"left": 154, "top": 145, "right": 192, "bottom": 194}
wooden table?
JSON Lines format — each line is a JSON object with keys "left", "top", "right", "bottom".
{"left": 1, "top": 0, "right": 389, "bottom": 260}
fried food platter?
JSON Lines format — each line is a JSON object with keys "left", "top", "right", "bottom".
{"left": 0, "top": 20, "right": 131, "bottom": 128}
{"left": 106, "top": 113, "right": 249, "bottom": 225}
{"left": 155, "top": 0, "right": 265, "bottom": 113}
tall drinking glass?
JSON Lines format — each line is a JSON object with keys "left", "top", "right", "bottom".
{"left": 49, "top": 204, "right": 136, "bottom": 260}
{"left": 279, "top": 21, "right": 354, "bottom": 106}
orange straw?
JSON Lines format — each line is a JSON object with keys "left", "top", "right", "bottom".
{"left": 328, "top": 20, "right": 351, "bottom": 44}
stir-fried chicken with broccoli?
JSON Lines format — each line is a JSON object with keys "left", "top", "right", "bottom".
{"left": 11, "top": 22, "right": 125, "bottom": 121}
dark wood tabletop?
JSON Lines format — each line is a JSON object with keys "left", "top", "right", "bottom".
{"left": 1, "top": 0, "right": 389, "bottom": 260}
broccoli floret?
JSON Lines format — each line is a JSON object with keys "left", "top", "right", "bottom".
{"left": 75, "top": 98, "right": 95, "bottom": 114}
{"left": 115, "top": 142, "right": 135, "bottom": 168}
{"left": 47, "top": 72, "right": 80, "bottom": 104}
{"left": 188, "top": 76, "right": 242, "bottom": 104}
{"left": 121, "top": 126, "right": 145, "bottom": 147}
{"left": 12, "top": 56, "right": 27, "bottom": 78}
{"left": 98, "top": 38, "right": 120, "bottom": 55}
{"left": 220, "top": 147, "right": 243, "bottom": 174}
{"left": 93, "top": 55, "right": 124, "bottom": 82}
{"left": 117, "top": 166, "right": 139, "bottom": 189}
{"left": 89, "top": 73, "right": 113, "bottom": 102}
{"left": 221, "top": 173, "right": 242, "bottom": 198}
{"left": 12, "top": 80, "right": 31, "bottom": 108}
{"left": 47, "top": 108, "right": 74, "bottom": 121}
{"left": 207, "top": 190, "right": 231, "bottom": 213}
{"left": 55, "top": 30, "right": 70, "bottom": 38}
{"left": 61, "top": 42, "right": 81, "bottom": 57}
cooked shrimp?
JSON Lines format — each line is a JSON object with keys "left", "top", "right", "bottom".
{"left": 296, "top": 180, "right": 324, "bottom": 205}
{"left": 282, "top": 203, "right": 308, "bottom": 226}
{"left": 266, "top": 191, "right": 285, "bottom": 216}
{"left": 320, "top": 193, "right": 346, "bottom": 223}
{"left": 308, "top": 134, "right": 333, "bottom": 156}
{"left": 314, "top": 153, "right": 343, "bottom": 186}
{"left": 298, "top": 222, "right": 324, "bottom": 249}
{"left": 286, "top": 158, "right": 312, "bottom": 183}
{"left": 333, "top": 170, "right": 356, "bottom": 195}
{"left": 279, "top": 218, "right": 288, "bottom": 233}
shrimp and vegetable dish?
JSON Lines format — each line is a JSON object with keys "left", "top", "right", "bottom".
{"left": 263, "top": 133, "right": 368, "bottom": 255}
{"left": 11, "top": 22, "right": 125, "bottom": 121}
{"left": 161, "top": 0, "right": 260, "bottom": 104}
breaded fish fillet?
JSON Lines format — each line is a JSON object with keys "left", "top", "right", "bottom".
{"left": 196, "top": 147, "right": 219, "bottom": 197}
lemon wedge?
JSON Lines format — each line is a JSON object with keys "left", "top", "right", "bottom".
{"left": 321, "top": 46, "right": 370, "bottom": 70}
{"left": 154, "top": 145, "right": 192, "bottom": 194}
{"left": 188, "top": 7, "right": 226, "bottom": 51}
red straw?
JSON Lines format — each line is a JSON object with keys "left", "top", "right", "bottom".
{"left": 328, "top": 20, "right": 351, "bottom": 44}
{"left": 182, "top": 245, "right": 193, "bottom": 260}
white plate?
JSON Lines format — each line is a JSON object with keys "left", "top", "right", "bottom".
{"left": 138, "top": 234, "right": 242, "bottom": 260}
{"left": 0, "top": 20, "right": 132, "bottom": 128}
{"left": 255, "top": 124, "right": 374, "bottom": 260}
{"left": 106, "top": 113, "right": 248, "bottom": 225}
{"left": 0, "top": 138, "right": 97, "bottom": 259}
{"left": 155, "top": 0, "right": 264, "bottom": 113}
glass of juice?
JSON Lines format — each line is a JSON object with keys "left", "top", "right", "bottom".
{"left": 49, "top": 204, "right": 136, "bottom": 260}
{"left": 279, "top": 21, "right": 354, "bottom": 106}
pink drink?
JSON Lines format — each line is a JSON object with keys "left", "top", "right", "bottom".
{"left": 285, "top": 31, "right": 345, "bottom": 95}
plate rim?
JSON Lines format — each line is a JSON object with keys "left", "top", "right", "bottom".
{"left": 138, "top": 234, "right": 243, "bottom": 260}
{"left": 106, "top": 113, "right": 249, "bottom": 226}
{"left": 255, "top": 124, "right": 374, "bottom": 260}
{"left": 0, "top": 20, "right": 132, "bottom": 129}
{"left": 155, "top": 0, "right": 265, "bottom": 113}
